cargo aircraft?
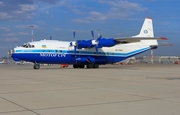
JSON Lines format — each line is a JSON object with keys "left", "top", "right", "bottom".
{"left": 8, "top": 18, "right": 168, "bottom": 69}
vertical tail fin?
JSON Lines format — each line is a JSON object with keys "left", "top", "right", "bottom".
{"left": 133, "top": 17, "right": 158, "bottom": 46}
{"left": 133, "top": 17, "right": 154, "bottom": 37}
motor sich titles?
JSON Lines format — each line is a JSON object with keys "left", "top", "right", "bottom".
{"left": 40, "top": 53, "right": 66, "bottom": 57}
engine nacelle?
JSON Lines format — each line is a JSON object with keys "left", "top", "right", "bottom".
{"left": 98, "top": 38, "right": 116, "bottom": 47}
{"left": 76, "top": 40, "right": 93, "bottom": 49}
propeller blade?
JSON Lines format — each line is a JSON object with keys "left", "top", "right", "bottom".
{"left": 91, "top": 30, "right": 94, "bottom": 39}
{"left": 73, "top": 30, "right": 75, "bottom": 39}
{"left": 72, "top": 30, "right": 77, "bottom": 56}
{"left": 95, "top": 45, "right": 98, "bottom": 56}
{"left": 74, "top": 46, "right": 77, "bottom": 56}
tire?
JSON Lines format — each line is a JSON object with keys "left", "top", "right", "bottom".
{"left": 73, "top": 65, "right": 78, "bottom": 68}
{"left": 93, "top": 64, "right": 99, "bottom": 68}
{"left": 33, "top": 64, "right": 40, "bottom": 69}
{"left": 86, "top": 64, "right": 93, "bottom": 69}
{"left": 79, "top": 65, "right": 85, "bottom": 68}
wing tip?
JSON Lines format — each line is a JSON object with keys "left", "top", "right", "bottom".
{"left": 169, "top": 44, "right": 173, "bottom": 46}
{"left": 160, "top": 37, "right": 168, "bottom": 40}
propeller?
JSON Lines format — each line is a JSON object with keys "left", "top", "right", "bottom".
{"left": 91, "top": 29, "right": 102, "bottom": 56}
{"left": 73, "top": 30, "right": 77, "bottom": 56}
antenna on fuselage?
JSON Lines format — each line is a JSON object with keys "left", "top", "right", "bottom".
{"left": 50, "top": 35, "right": 52, "bottom": 40}
{"left": 29, "top": 25, "right": 34, "bottom": 42}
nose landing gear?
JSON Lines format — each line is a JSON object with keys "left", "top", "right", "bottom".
{"left": 33, "top": 63, "right": 40, "bottom": 69}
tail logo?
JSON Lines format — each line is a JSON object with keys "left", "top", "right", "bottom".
{"left": 144, "top": 30, "right": 148, "bottom": 34}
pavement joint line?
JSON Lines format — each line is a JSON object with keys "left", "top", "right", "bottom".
{"left": 0, "top": 110, "right": 28, "bottom": 114}
{"left": 0, "top": 96, "right": 41, "bottom": 115}
{"left": 151, "top": 96, "right": 180, "bottom": 104}
{"left": 0, "top": 87, "right": 93, "bottom": 95}
{"left": 32, "top": 98, "right": 153, "bottom": 111}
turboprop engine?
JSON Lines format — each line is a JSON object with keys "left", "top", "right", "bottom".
{"left": 70, "top": 38, "right": 117, "bottom": 49}
{"left": 92, "top": 38, "right": 117, "bottom": 48}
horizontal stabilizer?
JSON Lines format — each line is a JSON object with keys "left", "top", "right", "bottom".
{"left": 150, "top": 43, "right": 173, "bottom": 49}
{"left": 114, "top": 37, "right": 168, "bottom": 44}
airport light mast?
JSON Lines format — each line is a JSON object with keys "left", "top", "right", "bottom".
{"left": 29, "top": 25, "right": 34, "bottom": 42}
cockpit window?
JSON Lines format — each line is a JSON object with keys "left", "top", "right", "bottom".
{"left": 22, "top": 44, "right": 35, "bottom": 48}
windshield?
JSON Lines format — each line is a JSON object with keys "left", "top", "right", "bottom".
{"left": 22, "top": 43, "right": 34, "bottom": 48}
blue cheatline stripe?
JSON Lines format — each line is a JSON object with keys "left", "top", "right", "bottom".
{"left": 15, "top": 47, "right": 150, "bottom": 57}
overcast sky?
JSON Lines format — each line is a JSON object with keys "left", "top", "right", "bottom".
{"left": 0, "top": 0, "right": 180, "bottom": 57}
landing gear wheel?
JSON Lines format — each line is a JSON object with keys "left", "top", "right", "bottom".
{"left": 79, "top": 65, "right": 85, "bottom": 68}
{"left": 33, "top": 63, "right": 40, "bottom": 69}
{"left": 73, "top": 65, "right": 78, "bottom": 68}
{"left": 86, "top": 64, "right": 93, "bottom": 69}
{"left": 93, "top": 64, "right": 99, "bottom": 68}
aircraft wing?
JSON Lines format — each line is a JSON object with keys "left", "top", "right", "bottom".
{"left": 114, "top": 37, "right": 168, "bottom": 44}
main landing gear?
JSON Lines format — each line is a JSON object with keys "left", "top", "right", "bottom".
{"left": 33, "top": 63, "right": 40, "bottom": 69}
{"left": 86, "top": 63, "right": 99, "bottom": 68}
{"left": 73, "top": 64, "right": 99, "bottom": 69}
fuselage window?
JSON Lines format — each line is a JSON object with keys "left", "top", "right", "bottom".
{"left": 48, "top": 50, "right": 50, "bottom": 52}
{"left": 60, "top": 50, "right": 62, "bottom": 52}
{"left": 55, "top": 50, "right": 58, "bottom": 52}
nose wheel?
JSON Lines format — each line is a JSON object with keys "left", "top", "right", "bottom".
{"left": 33, "top": 63, "right": 40, "bottom": 69}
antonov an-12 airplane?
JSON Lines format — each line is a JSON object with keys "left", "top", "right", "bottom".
{"left": 8, "top": 18, "right": 167, "bottom": 69}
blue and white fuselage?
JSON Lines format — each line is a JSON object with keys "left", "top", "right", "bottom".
{"left": 9, "top": 18, "right": 165, "bottom": 69}
{"left": 11, "top": 40, "right": 151, "bottom": 64}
